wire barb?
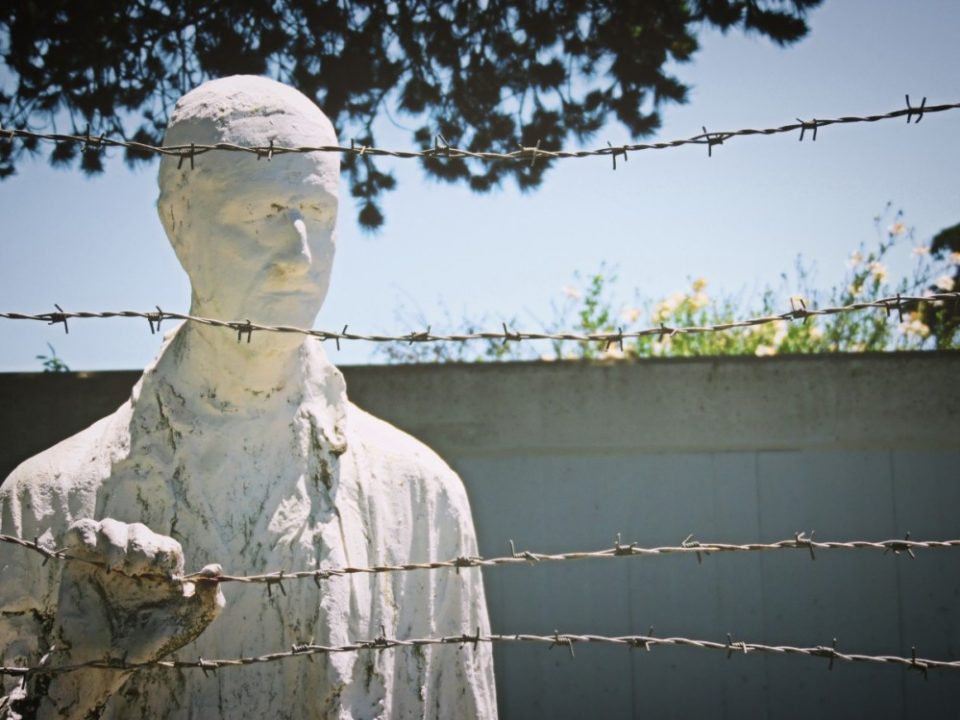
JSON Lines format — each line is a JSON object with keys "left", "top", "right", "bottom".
{"left": 797, "top": 118, "right": 819, "bottom": 142}
{"left": 607, "top": 141, "right": 628, "bottom": 170}
{"left": 905, "top": 95, "right": 927, "bottom": 124}
{"left": 47, "top": 304, "right": 69, "bottom": 334}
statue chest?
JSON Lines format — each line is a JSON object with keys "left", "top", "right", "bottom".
{"left": 96, "top": 409, "right": 356, "bottom": 578}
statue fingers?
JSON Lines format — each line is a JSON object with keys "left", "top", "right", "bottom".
{"left": 62, "top": 518, "right": 185, "bottom": 578}
{"left": 96, "top": 518, "right": 131, "bottom": 571}
{"left": 63, "top": 518, "right": 101, "bottom": 560}
{"left": 123, "top": 522, "right": 184, "bottom": 578}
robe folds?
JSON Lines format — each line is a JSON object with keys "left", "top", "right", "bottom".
{"left": 1, "top": 335, "right": 497, "bottom": 719}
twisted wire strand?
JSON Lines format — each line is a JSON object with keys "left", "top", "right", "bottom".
{"left": 1, "top": 97, "right": 955, "bottom": 165}
{"left": 3, "top": 293, "right": 957, "bottom": 345}
{"left": 1, "top": 630, "right": 955, "bottom": 678}
{"left": 3, "top": 532, "right": 954, "bottom": 589}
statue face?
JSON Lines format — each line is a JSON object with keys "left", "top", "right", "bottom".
{"left": 177, "top": 152, "right": 337, "bottom": 328}
{"left": 157, "top": 76, "right": 340, "bottom": 329}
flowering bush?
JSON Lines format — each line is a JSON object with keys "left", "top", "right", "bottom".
{"left": 380, "top": 207, "right": 959, "bottom": 363}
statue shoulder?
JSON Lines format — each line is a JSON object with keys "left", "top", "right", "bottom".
{"left": 344, "top": 401, "right": 473, "bottom": 505}
{"left": 1, "top": 403, "right": 132, "bottom": 539}
{"left": 345, "top": 401, "right": 457, "bottom": 477}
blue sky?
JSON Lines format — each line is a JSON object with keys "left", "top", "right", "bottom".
{"left": 1, "top": 0, "right": 958, "bottom": 370}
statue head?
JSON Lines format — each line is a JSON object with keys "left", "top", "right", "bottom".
{"left": 158, "top": 76, "right": 339, "bottom": 329}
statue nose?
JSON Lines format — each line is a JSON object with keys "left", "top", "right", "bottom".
{"left": 277, "top": 212, "right": 313, "bottom": 267}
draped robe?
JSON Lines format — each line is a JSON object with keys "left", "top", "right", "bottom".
{"left": 1, "top": 334, "right": 497, "bottom": 719}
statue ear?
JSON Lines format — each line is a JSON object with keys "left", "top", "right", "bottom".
{"left": 156, "top": 191, "right": 194, "bottom": 273}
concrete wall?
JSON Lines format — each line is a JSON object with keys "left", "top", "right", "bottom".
{"left": 2, "top": 353, "right": 959, "bottom": 718}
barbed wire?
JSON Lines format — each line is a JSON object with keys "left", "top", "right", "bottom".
{"left": 0, "top": 96, "right": 954, "bottom": 168}
{"left": 3, "top": 531, "right": 955, "bottom": 592}
{"left": 2, "top": 292, "right": 957, "bottom": 347}
{"left": 3, "top": 532, "right": 957, "bottom": 679}
{"left": 2, "top": 629, "right": 956, "bottom": 678}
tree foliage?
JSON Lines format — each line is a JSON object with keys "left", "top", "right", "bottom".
{"left": 1, "top": 0, "right": 820, "bottom": 229}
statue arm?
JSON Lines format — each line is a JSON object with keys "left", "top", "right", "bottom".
{"left": 2, "top": 480, "right": 224, "bottom": 719}
{"left": 425, "top": 477, "right": 499, "bottom": 719}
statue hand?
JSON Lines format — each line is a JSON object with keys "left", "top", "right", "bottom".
{"left": 53, "top": 518, "right": 224, "bottom": 668}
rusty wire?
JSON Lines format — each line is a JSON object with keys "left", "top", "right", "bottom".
{"left": 2, "top": 292, "right": 957, "bottom": 347}
{"left": 0, "top": 96, "right": 954, "bottom": 167}
{"left": 1, "top": 629, "right": 956, "bottom": 678}
{"left": 3, "top": 531, "right": 955, "bottom": 591}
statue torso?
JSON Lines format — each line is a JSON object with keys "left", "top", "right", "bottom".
{"left": 0, "top": 341, "right": 497, "bottom": 719}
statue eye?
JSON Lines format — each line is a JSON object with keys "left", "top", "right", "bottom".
{"left": 301, "top": 203, "right": 332, "bottom": 223}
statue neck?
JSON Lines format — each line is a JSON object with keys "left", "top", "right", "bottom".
{"left": 129, "top": 319, "right": 349, "bottom": 457}
{"left": 160, "top": 321, "right": 313, "bottom": 411}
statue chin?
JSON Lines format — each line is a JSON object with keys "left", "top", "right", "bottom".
{"left": 0, "top": 73, "right": 498, "bottom": 720}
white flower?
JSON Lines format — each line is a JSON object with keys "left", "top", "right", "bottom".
{"left": 912, "top": 246, "right": 930, "bottom": 257}
{"left": 561, "top": 286, "right": 583, "bottom": 301}
{"left": 754, "top": 344, "right": 776, "bottom": 357}
{"left": 599, "top": 345, "right": 625, "bottom": 361}
{"left": 809, "top": 325, "right": 824, "bottom": 341}
{"left": 847, "top": 251, "right": 864, "bottom": 268}
{"left": 900, "top": 314, "right": 930, "bottom": 338}
{"left": 651, "top": 336, "right": 672, "bottom": 355}
{"left": 771, "top": 322, "right": 788, "bottom": 347}
{"left": 690, "top": 292, "right": 709, "bottom": 310}
{"left": 950, "top": 252, "right": 960, "bottom": 265}
{"left": 620, "top": 307, "right": 642, "bottom": 324}
{"left": 887, "top": 222, "right": 906, "bottom": 236}
{"left": 868, "top": 261, "right": 888, "bottom": 282}
{"left": 934, "top": 275, "right": 955, "bottom": 291}
{"left": 654, "top": 293, "right": 684, "bottom": 322}
{"left": 848, "top": 283, "right": 862, "bottom": 298}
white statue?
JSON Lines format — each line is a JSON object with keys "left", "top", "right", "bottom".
{"left": 0, "top": 76, "right": 497, "bottom": 719}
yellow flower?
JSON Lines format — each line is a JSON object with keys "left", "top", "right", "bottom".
{"left": 691, "top": 277, "right": 708, "bottom": 292}
{"left": 950, "top": 252, "right": 960, "bottom": 265}
{"left": 887, "top": 222, "right": 906, "bottom": 236}
{"left": 690, "top": 292, "right": 709, "bottom": 310}
{"left": 754, "top": 344, "right": 776, "bottom": 357}
{"left": 847, "top": 251, "right": 864, "bottom": 268}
